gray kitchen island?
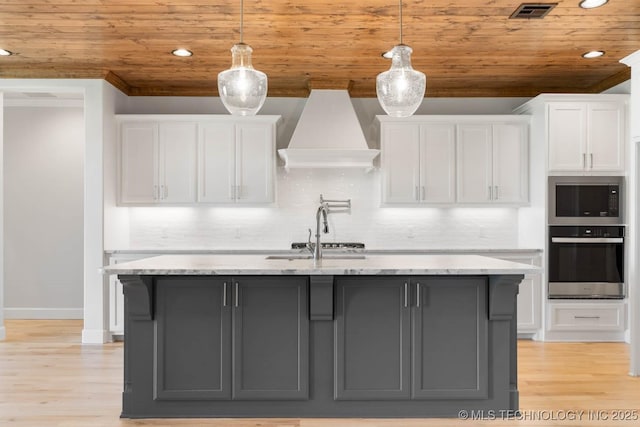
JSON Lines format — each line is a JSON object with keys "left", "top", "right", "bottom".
{"left": 102, "top": 254, "right": 537, "bottom": 419}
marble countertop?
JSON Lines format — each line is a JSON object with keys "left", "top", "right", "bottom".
{"left": 101, "top": 254, "right": 539, "bottom": 276}
{"left": 105, "top": 248, "right": 543, "bottom": 255}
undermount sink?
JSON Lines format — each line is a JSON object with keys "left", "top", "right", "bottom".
{"left": 265, "top": 254, "right": 366, "bottom": 261}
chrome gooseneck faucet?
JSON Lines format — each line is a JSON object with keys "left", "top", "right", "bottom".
{"left": 307, "top": 194, "right": 351, "bottom": 262}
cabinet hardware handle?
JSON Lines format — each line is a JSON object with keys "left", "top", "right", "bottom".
{"left": 574, "top": 315, "right": 600, "bottom": 319}
{"left": 590, "top": 153, "right": 594, "bottom": 169}
{"left": 416, "top": 283, "right": 420, "bottom": 307}
{"left": 404, "top": 282, "right": 408, "bottom": 308}
{"left": 223, "top": 282, "right": 227, "bottom": 307}
{"left": 582, "top": 153, "right": 586, "bottom": 168}
{"left": 235, "top": 282, "right": 239, "bottom": 307}
{"left": 488, "top": 186, "right": 492, "bottom": 201}
{"left": 421, "top": 186, "right": 425, "bottom": 201}
{"left": 494, "top": 185, "right": 499, "bottom": 200}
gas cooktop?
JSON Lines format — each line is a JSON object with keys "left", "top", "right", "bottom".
{"left": 290, "top": 242, "right": 365, "bottom": 250}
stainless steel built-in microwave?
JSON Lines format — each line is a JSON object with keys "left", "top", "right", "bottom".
{"left": 548, "top": 176, "right": 623, "bottom": 225}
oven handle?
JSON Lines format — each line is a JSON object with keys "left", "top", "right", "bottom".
{"left": 551, "top": 237, "right": 623, "bottom": 244}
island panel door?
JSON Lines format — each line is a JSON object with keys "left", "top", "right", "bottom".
{"left": 334, "top": 276, "right": 411, "bottom": 400}
{"left": 154, "top": 277, "right": 232, "bottom": 400}
{"left": 232, "top": 276, "right": 309, "bottom": 400}
{"left": 411, "top": 277, "right": 488, "bottom": 399}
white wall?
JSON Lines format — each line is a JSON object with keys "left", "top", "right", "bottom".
{"left": 0, "top": 78, "right": 116, "bottom": 343}
{"left": 105, "top": 96, "right": 534, "bottom": 251}
{"left": 3, "top": 105, "right": 84, "bottom": 318}
{"left": 621, "top": 51, "right": 640, "bottom": 375}
{"left": 0, "top": 92, "right": 5, "bottom": 339}
{"left": 124, "top": 170, "right": 520, "bottom": 250}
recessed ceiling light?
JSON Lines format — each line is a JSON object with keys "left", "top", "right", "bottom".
{"left": 171, "top": 48, "right": 193, "bottom": 57}
{"left": 0, "top": 48, "right": 13, "bottom": 56}
{"left": 582, "top": 50, "right": 605, "bottom": 58}
{"left": 579, "top": 0, "right": 608, "bottom": 9}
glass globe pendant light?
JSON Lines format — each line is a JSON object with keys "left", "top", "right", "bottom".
{"left": 218, "top": 0, "right": 267, "bottom": 116}
{"left": 376, "top": 0, "right": 426, "bottom": 117}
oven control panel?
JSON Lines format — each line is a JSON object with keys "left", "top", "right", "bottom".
{"left": 549, "top": 226, "right": 624, "bottom": 238}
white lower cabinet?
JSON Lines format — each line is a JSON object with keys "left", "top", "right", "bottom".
{"left": 108, "top": 254, "right": 151, "bottom": 338}
{"left": 546, "top": 301, "right": 627, "bottom": 342}
{"left": 490, "top": 253, "right": 542, "bottom": 337}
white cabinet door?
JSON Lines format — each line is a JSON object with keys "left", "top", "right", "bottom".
{"left": 492, "top": 123, "right": 528, "bottom": 203}
{"left": 381, "top": 124, "right": 421, "bottom": 203}
{"left": 109, "top": 274, "right": 125, "bottom": 337}
{"left": 108, "top": 254, "right": 152, "bottom": 338}
{"left": 492, "top": 254, "right": 541, "bottom": 336}
{"left": 632, "top": 68, "right": 640, "bottom": 142}
{"left": 419, "top": 124, "right": 456, "bottom": 203}
{"left": 235, "top": 123, "right": 275, "bottom": 204}
{"left": 120, "top": 122, "right": 158, "bottom": 203}
{"left": 198, "top": 123, "right": 236, "bottom": 203}
{"left": 158, "top": 122, "right": 197, "bottom": 203}
{"left": 456, "top": 124, "right": 492, "bottom": 203}
{"left": 548, "top": 103, "right": 586, "bottom": 172}
{"left": 517, "top": 276, "right": 540, "bottom": 333}
{"left": 587, "top": 102, "right": 624, "bottom": 172}
{"left": 198, "top": 122, "right": 275, "bottom": 204}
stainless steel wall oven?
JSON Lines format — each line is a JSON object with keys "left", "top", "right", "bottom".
{"left": 548, "top": 226, "right": 624, "bottom": 299}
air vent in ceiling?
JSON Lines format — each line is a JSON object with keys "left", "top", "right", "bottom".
{"left": 510, "top": 3, "right": 557, "bottom": 19}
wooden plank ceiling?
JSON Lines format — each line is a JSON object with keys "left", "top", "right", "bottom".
{"left": 0, "top": 0, "right": 638, "bottom": 97}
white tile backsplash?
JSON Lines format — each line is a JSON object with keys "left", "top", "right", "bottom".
{"left": 124, "top": 168, "right": 519, "bottom": 250}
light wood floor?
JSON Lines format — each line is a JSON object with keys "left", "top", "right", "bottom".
{"left": 1, "top": 320, "right": 640, "bottom": 427}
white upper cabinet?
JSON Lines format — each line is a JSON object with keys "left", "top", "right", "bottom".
{"left": 381, "top": 124, "right": 421, "bottom": 203}
{"left": 158, "top": 123, "right": 198, "bottom": 203}
{"left": 198, "top": 123, "right": 236, "bottom": 203}
{"left": 381, "top": 122, "right": 455, "bottom": 204}
{"left": 547, "top": 100, "right": 625, "bottom": 173}
{"left": 456, "top": 124, "right": 493, "bottom": 203}
{"left": 235, "top": 123, "right": 275, "bottom": 204}
{"left": 199, "top": 121, "right": 276, "bottom": 204}
{"left": 420, "top": 124, "right": 456, "bottom": 203}
{"left": 120, "top": 121, "right": 197, "bottom": 204}
{"left": 379, "top": 116, "right": 527, "bottom": 206}
{"left": 587, "top": 102, "right": 625, "bottom": 172}
{"left": 492, "top": 123, "right": 529, "bottom": 203}
{"left": 120, "top": 122, "right": 158, "bottom": 204}
{"left": 457, "top": 122, "right": 529, "bottom": 204}
{"left": 118, "top": 115, "right": 279, "bottom": 206}
{"left": 457, "top": 123, "right": 529, "bottom": 204}
{"left": 548, "top": 103, "right": 586, "bottom": 171}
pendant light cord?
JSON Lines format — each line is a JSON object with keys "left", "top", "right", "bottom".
{"left": 399, "top": 0, "right": 403, "bottom": 45}
{"left": 240, "top": 0, "right": 244, "bottom": 43}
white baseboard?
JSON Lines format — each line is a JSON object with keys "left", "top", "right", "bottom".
{"left": 3, "top": 308, "right": 83, "bottom": 319}
{"left": 82, "top": 328, "right": 110, "bottom": 344}
{"left": 0, "top": 326, "right": 6, "bottom": 340}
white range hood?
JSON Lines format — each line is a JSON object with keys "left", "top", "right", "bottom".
{"left": 278, "top": 90, "right": 380, "bottom": 170}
